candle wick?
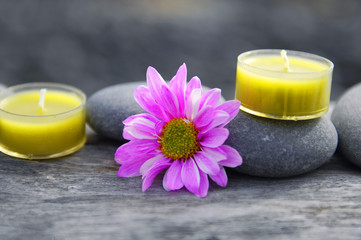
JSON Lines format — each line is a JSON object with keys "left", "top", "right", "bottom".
{"left": 38, "top": 88, "right": 47, "bottom": 110}
{"left": 281, "top": 50, "right": 291, "bottom": 72}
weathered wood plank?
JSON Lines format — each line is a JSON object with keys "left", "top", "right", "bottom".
{"left": 1, "top": 129, "right": 361, "bottom": 240}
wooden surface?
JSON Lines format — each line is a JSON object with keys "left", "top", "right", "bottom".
{"left": 1, "top": 128, "right": 361, "bottom": 240}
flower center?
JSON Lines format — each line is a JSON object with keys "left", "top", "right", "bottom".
{"left": 159, "top": 118, "right": 200, "bottom": 160}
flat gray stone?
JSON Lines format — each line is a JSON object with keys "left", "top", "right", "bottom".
{"left": 226, "top": 111, "right": 338, "bottom": 178}
{"left": 87, "top": 82, "right": 222, "bottom": 141}
{"left": 331, "top": 82, "right": 361, "bottom": 167}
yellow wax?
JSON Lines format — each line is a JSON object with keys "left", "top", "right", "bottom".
{"left": 0, "top": 88, "right": 86, "bottom": 159}
{"left": 235, "top": 50, "right": 333, "bottom": 120}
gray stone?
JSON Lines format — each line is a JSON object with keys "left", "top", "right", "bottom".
{"left": 87, "top": 82, "right": 145, "bottom": 141}
{"left": 331, "top": 82, "right": 361, "bottom": 167}
{"left": 86, "top": 82, "right": 222, "bottom": 141}
{"left": 226, "top": 111, "right": 338, "bottom": 178}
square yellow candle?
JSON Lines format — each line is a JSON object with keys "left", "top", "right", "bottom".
{"left": 0, "top": 82, "right": 86, "bottom": 159}
{"left": 235, "top": 49, "right": 334, "bottom": 120}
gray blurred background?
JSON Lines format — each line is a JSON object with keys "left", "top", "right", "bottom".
{"left": 0, "top": 0, "right": 360, "bottom": 100}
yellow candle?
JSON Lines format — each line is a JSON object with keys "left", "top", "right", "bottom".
{"left": 0, "top": 83, "right": 86, "bottom": 159}
{"left": 235, "top": 49, "right": 334, "bottom": 120}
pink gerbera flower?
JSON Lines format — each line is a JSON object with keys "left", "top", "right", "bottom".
{"left": 115, "top": 63, "right": 242, "bottom": 197}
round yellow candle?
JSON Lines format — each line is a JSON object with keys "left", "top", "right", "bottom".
{"left": 0, "top": 82, "right": 86, "bottom": 159}
{"left": 235, "top": 49, "right": 334, "bottom": 120}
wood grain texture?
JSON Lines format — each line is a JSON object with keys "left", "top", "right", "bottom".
{"left": 1, "top": 128, "right": 361, "bottom": 240}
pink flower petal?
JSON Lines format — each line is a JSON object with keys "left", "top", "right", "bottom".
{"left": 123, "top": 113, "right": 160, "bottom": 140}
{"left": 134, "top": 85, "right": 170, "bottom": 122}
{"left": 216, "top": 100, "right": 241, "bottom": 127}
{"left": 160, "top": 85, "right": 179, "bottom": 118}
{"left": 193, "top": 106, "right": 214, "bottom": 129}
{"left": 218, "top": 145, "right": 243, "bottom": 168}
{"left": 185, "top": 76, "right": 202, "bottom": 101}
{"left": 142, "top": 158, "right": 172, "bottom": 192}
{"left": 202, "top": 147, "right": 227, "bottom": 162}
{"left": 185, "top": 88, "right": 202, "bottom": 120}
{"left": 115, "top": 142, "right": 133, "bottom": 164}
{"left": 198, "top": 110, "right": 229, "bottom": 133}
{"left": 123, "top": 114, "right": 157, "bottom": 136}
{"left": 193, "top": 151, "right": 220, "bottom": 175}
{"left": 122, "top": 129, "right": 137, "bottom": 141}
{"left": 140, "top": 154, "right": 166, "bottom": 175}
{"left": 142, "top": 157, "right": 171, "bottom": 179}
{"left": 163, "top": 160, "right": 184, "bottom": 191}
{"left": 181, "top": 158, "right": 200, "bottom": 195}
{"left": 209, "top": 167, "right": 228, "bottom": 187}
{"left": 123, "top": 113, "right": 159, "bottom": 126}
{"left": 199, "top": 128, "right": 229, "bottom": 148}
{"left": 200, "top": 88, "right": 221, "bottom": 110}
{"left": 169, "top": 63, "right": 187, "bottom": 116}
{"left": 147, "top": 66, "right": 169, "bottom": 105}
{"left": 196, "top": 170, "right": 209, "bottom": 198}
{"left": 117, "top": 163, "right": 143, "bottom": 177}
{"left": 123, "top": 125, "right": 157, "bottom": 140}
{"left": 117, "top": 164, "right": 140, "bottom": 177}
{"left": 114, "top": 139, "right": 158, "bottom": 164}
{"left": 155, "top": 121, "right": 166, "bottom": 136}
{"left": 117, "top": 152, "right": 156, "bottom": 177}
